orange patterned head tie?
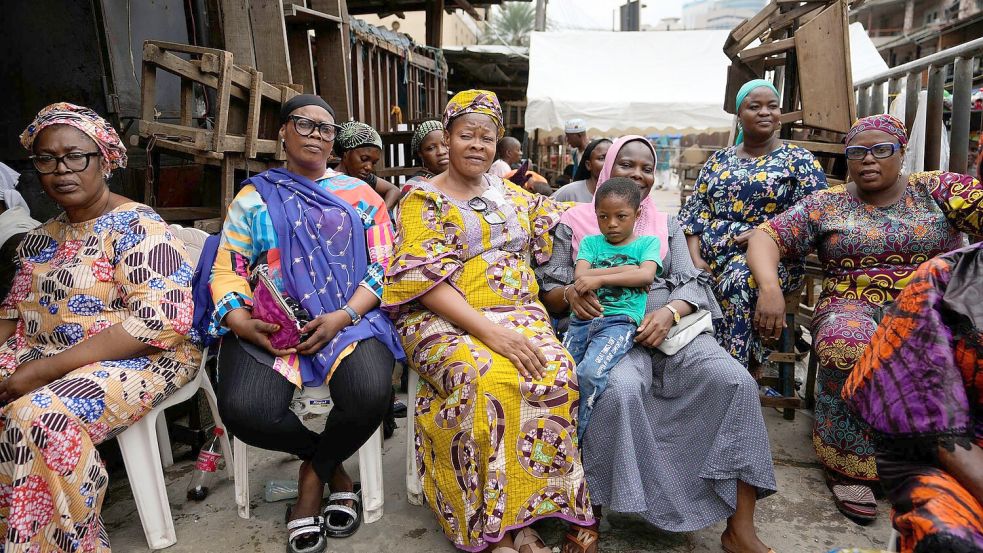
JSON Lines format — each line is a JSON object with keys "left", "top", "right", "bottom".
{"left": 20, "top": 102, "right": 127, "bottom": 178}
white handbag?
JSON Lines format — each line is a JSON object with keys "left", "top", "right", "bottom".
{"left": 655, "top": 309, "right": 714, "bottom": 356}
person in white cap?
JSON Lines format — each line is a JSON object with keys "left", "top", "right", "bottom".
{"left": 564, "top": 118, "right": 590, "bottom": 168}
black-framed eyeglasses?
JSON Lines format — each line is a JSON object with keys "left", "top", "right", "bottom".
{"left": 845, "top": 142, "right": 900, "bottom": 161}
{"left": 467, "top": 196, "right": 506, "bottom": 225}
{"left": 289, "top": 115, "right": 340, "bottom": 140}
{"left": 30, "top": 152, "right": 101, "bottom": 174}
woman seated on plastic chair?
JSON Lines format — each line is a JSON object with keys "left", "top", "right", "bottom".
{"left": 209, "top": 94, "right": 404, "bottom": 553}
{"left": 0, "top": 103, "right": 202, "bottom": 551}
{"left": 844, "top": 242, "right": 983, "bottom": 553}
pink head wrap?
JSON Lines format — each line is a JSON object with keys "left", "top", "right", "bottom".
{"left": 845, "top": 114, "right": 908, "bottom": 147}
{"left": 20, "top": 102, "right": 127, "bottom": 178}
{"left": 559, "top": 135, "right": 669, "bottom": 260}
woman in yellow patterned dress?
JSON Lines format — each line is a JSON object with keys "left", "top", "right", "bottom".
{"left": 0, "top": 103, "right": 200, "bottom": 551}
{"left": 384, "top": 91, "right": 595, "bottom": 553}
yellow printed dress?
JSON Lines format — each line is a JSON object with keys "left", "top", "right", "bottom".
{"left": 384, "top": 178, "right": 592, "bottom": 551}
{"left": 0, "top": 203, "right": 201, "bottom": 552}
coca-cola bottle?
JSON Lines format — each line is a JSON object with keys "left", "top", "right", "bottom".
{"left": 186, "top": 427, "right": 224, "bottom": 501}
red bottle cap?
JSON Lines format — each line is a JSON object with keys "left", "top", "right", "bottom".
{"left": 213, "top": 427, "right": 225, "bottom": 437}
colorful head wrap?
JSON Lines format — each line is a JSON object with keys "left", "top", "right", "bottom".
{"left": 335, "top": 121, "right": 383, "bottom": 153}
{"left": 20, "top": 102, "right": 127, "bottom": 178}
{"left": 411, "top": 120, "right": 444, "bottom": 155}
{"left": 734, "top": 79, "right": 781, "bottom": 145}
{"left": 845, "top": 114, "right": 908, "bottom": 147}
{"left": 442, "top": 89, "right": 504, "bottom": 139}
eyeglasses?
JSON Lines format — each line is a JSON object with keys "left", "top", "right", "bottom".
{"left": 845, "top": 142, "right": 900, "bottom": 161}
{"left": 467, "top": 196, "right": 506, "bottom": 225}
{"left": 289, "top": 115, "right": 340, "bottom": 140}
{"left": 30, "top": 152, "right": 101, "bottom": 174}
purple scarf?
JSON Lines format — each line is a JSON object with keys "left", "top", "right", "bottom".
{"left": 249, "top": 168, "right": 404, "bottom": 386}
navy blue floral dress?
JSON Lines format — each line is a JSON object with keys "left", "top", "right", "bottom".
{"left": 677, "top": 143, "right": 827, "bottom": 365}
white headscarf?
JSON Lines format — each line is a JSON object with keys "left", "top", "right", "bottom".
{"left": 0, "top": 163, "right": 30, "bottom": 211}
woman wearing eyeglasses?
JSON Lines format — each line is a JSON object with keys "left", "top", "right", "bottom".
{"left": 209, "top": 95, "right": 404, "bottom": 553}
{"left": 0, "top": 102, "right": 202, "bottom": 551}
{"left": 383, "top": 90, "right": 594, "bottom": 553}
{"left": 746, "top": 114, "right": 983, "bottom": 523}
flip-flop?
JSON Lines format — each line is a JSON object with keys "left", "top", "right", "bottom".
{"left": 322, "top": 482, "right": 362, "bottom": 538}
{"left": 826, "top": 473, "right": 878, "bottom": 523}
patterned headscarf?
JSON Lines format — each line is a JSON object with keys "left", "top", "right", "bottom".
{"left": 442, "top": 89, "right": 504, "bottom": 138}
{"left": 335, "top": 121, "right": 383, "bottom": 153}
{"left": 20, "top": 102, "right": 127, "bottom": 178}
{"left": 845, "top": 114, "right": 908, "bottom": 147}
{"left": 411, "top": 120, "right": 444, "bottom": 155}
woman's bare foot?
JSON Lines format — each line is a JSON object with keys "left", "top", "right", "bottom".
{"left": 329, "top": 463, "right": 355, "bottom": 508}
{"left": 290, "top": 459, "right": 325, "bottom": 520}
{"left": 720, "top": 524, "right": 770, "bottom": 553}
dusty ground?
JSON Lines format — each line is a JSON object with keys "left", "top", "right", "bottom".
{"left": 102, "top": 188, "right": 894, "bottom": 552}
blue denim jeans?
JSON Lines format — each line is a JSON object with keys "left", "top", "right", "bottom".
{"left": 562, "top": 314, "right": 637, "bottom": 442}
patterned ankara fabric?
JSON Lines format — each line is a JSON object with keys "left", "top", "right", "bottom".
{"left": 761, "top": 171, "right": 982, "bottom": 481}
{"left": 0, "top": 203, "right": 201, "bottom": 551}
{"left": 20, "top": 102, "right": 127, "bottom": 178}
{"left": 383, "top": 176, "right": 593, "bottom": 551}
{"left": 442, "top": 89, "right": 505, "bottom": 138}
{"left": 844, "top": 243, "right": 983, "bottom": 553}
{"left": 210, "top": 169, "right": 398, "bottom": 388}
{"left": 845, "top": 114, "right": 909, "bottom": 147}
{"left": 411, "top": 120, "right": 443, "bottom": 156}
{"left": 536, "top": 220, "right": 777, "bottom": 532}
{"left": 677, "top": 143, "right": 827, "bottom": 365}
{"left": 335, "top": 121, "right": 383, "bottom": 153}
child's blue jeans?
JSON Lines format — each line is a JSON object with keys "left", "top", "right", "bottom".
{"left": 562, "top": 314, "right": 637, "bottom": 442}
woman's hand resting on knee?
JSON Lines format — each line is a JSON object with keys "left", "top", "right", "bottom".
{"left": 753, "top": 287, "right": 786, "bottom": 341}
{"left": 0, "top": 359, "right": 57, "bottom": 403}
{"left": 476, "top": 324, "right": 547, "bottom": 381}
{"left": 224, "top": 308, "right": 297, "bottom": 357}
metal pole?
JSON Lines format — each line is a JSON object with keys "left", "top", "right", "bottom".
{"left": 858, "top": 85, "right": 871, "bottom": 118}
{"left": 534, "top": 0, "right": 547, "bottom": 32}
{"left": 925, "top": 64, "right": 944, "bottom": 171}
{"left": 871, "top": 81, "right": 885, "bottom": 115}
{"left": 949, "top": 56, "right": 974, "bottom": 174}
{"left": 904, "top": 71, "right": 921, "bottom": 133}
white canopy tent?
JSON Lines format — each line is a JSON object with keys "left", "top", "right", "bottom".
{"left": 525, "top": 24, "right": 889, "bottom": 137}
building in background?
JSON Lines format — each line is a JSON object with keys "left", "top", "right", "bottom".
{"left": 682, "top": 0, "right": 767, "bottom": 29}
{"left": 359, "top": 8, "right": 485, "bottom": 47}
{"left": 849, "top": 0, "right": 983, "bottom": 66}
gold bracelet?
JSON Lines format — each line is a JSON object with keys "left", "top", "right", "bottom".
{"left": 562, "top": 285, "right": 572, "bottom": 305}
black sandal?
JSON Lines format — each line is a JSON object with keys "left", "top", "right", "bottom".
{"left": 285, "top": 505, "right": 327, "bottom": 553}
{"left": 322, "top": 482, "right": 362, "bottom": 538}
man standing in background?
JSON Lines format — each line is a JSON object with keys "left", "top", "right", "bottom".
{"left": 564, "top": 118, "right": 590, "bottom": 167}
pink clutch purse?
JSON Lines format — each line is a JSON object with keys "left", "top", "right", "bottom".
{"left": 250, "top": 266, "right": 311, "bottom": 350}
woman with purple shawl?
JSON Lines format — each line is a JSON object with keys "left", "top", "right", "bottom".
{"left": 844, "top": 242, "right": 983, "bottom": 553}
{"left": 209, "top": 95, "right": 404, "bottom": 553}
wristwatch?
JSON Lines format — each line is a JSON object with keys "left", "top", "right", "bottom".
{"left": 341, "top": 304, "right": 362, "bottom": 325}
{"left": 664, "top": 304, "right": 681, "bottom": 325}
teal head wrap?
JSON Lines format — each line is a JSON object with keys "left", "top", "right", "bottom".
{"left": 735, "top": 79, "right": 780, "bottom": 145}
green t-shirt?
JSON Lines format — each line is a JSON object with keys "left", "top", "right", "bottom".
{"left": 576, "top": 234, "right": 663, "bottom": 324}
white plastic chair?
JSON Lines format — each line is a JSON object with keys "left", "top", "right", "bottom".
{"left": 232, "top": 385, "right": 386, "bottom": 523}
{"left": 405, "top": 369, "right": 424, "bottom": 506}
{"left": 115, "top": 225, "right": 233, "bottom": 550}
{"left": 888, "top": 528, "right": 900, "bottom": 551}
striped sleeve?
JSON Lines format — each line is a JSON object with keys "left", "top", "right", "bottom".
{"left": 209, "top": 185, "right": 267, "bottom": 333}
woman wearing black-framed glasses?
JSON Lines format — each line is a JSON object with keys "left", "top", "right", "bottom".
{"left": 747, "top": 113, "right": 983, "bottom": 524}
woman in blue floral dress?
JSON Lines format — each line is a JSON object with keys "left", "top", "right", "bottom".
{"left": 678, "top": 80, "right": 827, "bottom": 368}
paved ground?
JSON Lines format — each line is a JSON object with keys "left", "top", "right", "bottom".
{"left": 102, "top": 187, "right": 895, "bottom": 552}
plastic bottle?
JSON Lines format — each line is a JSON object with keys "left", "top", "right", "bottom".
{"left": 187, "top": 427, "right": 224, "bottom": 501}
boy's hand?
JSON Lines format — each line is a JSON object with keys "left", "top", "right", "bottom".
{"left": 574, "top": 275, "right": 603, "bottom": 294}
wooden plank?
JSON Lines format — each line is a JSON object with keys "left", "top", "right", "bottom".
{"left": 768, "top": 352, "right": 799, "bottom": 363}
{"left": 221, "top": 155, "right": 237, "bottom": 218}
{"left": 286, "top": 28, "right": 316, "bottom": 94}
{"left": 212, "top": 50, "right": 234, "bottom": 151}
{"left": 771, "top": 2, "right": 825, "bottom": 32}
{"left": 725, "top": 2, "right": 779, "bottom": 58}
{"left": 759, "top": 396, "right": 802, "bottom": 409}
{"left": 283, "top": 3, "right": 343, "bottom": 26}
{"left": 779, "top": 110, "right": 803, "bottom": 124}
{"left": 795, "top": 0, "right": 854, "bottom": 133}
{"left": 310, "top": 0, "right": 353, "bottom": 121}
{"left": 426, "top": 0, "right": 444, "bottom": 47}
{"left": 787, "top": 139, "right": 843, "bottom": 155}
{"left": 141, "top": 45, "right": 158, "bottom": 122}
{"left": 180, "top": 80, "right": 194, "bottom": 126}
{"left": 140, "top": 120, "right": 280, "bottom": 155}
{"left": 219, "top": 0, "right": 256, "bottom": 67}
{"left": 145, "top": 42, "right": 285, "bottom": 102}
{"left": 248, "top": 0, "right": 293, "bottom": 84}
{"left": 738, "top": 38, "right": 795, "bottom": 62}
{"left": 244, "top": 68, "right": 263, "bottom": 158}
{"left": 354, "top": 41, "right": 366, "bottom": 121}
